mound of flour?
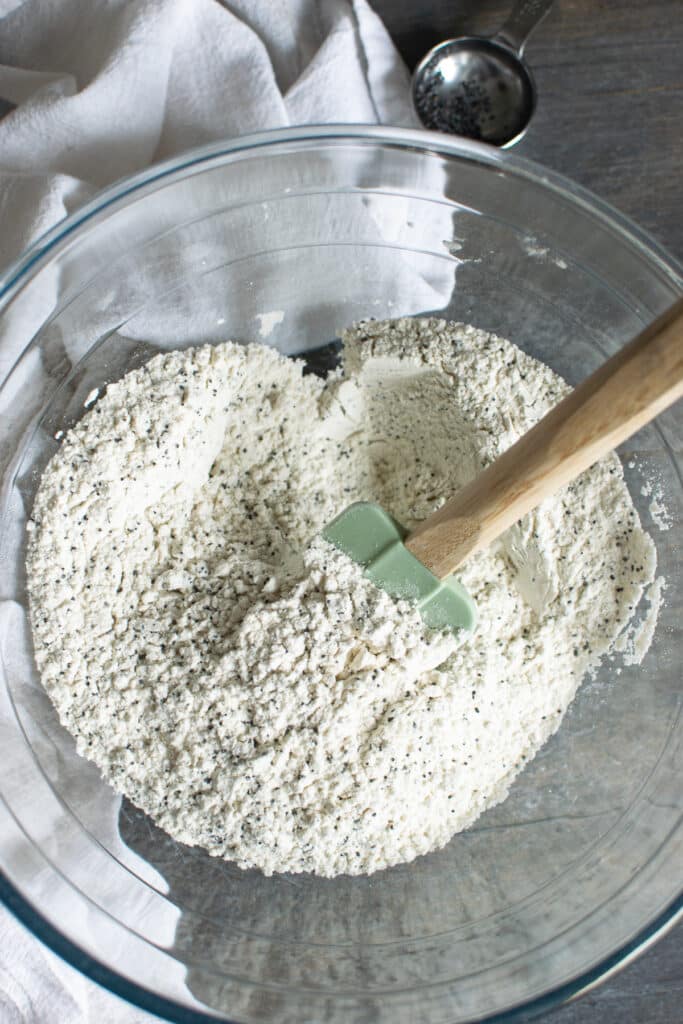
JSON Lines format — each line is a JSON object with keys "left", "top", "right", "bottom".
{"left": 26, "top": 318, "right": 657, "bottom": 876}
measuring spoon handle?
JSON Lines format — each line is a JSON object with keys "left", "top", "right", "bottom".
{"left": 494, "top": 0, "right": 555, "bottom": 55}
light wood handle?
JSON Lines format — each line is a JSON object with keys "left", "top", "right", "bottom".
{"left": 406, "top": 297, "right": 683, "bottom": 579}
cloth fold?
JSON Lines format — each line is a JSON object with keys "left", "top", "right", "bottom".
{"left": 0, "top": 0, "right": 418, "bottom": 272}
{"left": 0, "top": 2, "right": 418, "bottom": 1021}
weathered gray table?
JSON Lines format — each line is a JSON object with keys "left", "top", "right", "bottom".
{"left": 374, "top": 1, "right": 683, "bottom": 1020}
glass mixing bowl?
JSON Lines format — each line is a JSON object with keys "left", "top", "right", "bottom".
{"left": 0, "top": 126, "right": 681, "bottom": 1024}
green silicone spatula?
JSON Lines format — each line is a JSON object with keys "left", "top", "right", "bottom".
{"left": 323, "top": 299, "right": 683, "bottom": 633}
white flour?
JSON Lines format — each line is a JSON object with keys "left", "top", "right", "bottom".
{"left": 641, "top": 479, "right": 673, "bottom": 531}
{"left": 27, "top": 318, "right": 658, "bottom": 876}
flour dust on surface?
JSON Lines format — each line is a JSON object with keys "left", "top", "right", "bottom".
{"left": 26, "top": 318, "right": 658, "bottom": 877}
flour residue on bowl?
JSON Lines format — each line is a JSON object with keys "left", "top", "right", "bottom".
{"left": 256, "top": 309, "right": 285, "bottom": 338}
{"left": 26, "top": 318, "right": 658, "bottom": 877}
{"left": 642, "top": 479, "right": 673, "bottom": 531}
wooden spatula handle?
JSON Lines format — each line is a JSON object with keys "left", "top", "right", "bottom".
{"left": 406, "top": 298, "right": 683, "bottom": 580}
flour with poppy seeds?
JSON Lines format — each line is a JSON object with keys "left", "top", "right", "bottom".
{"left": 26, "top": 318, "right": 658, "bottom": 876}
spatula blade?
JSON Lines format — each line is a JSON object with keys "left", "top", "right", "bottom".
{"left": 322, "top": 501, "right": 476, "bottom": 633}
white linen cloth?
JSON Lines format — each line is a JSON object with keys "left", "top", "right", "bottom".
{"left": 0, "top": 0, "right": 418, "bottom": 273}
{"left": 0, "top": 2, "right": 418, "bottom": 1021}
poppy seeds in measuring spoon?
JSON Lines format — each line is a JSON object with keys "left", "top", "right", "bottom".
{"left": 412, "top": 0, "right": 554, "bottom": 147}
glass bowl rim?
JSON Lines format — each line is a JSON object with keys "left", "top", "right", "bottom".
{"left": 0, "top": 123, "right": 681, "bottom": 1024}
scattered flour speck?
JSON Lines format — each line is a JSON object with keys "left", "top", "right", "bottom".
{"left": 256, "top": 310, "right": 285, "bottom": 338}
{"left": 650, "top": 490, "right": 672, "bottom": 531}
{"left": 640, "top": 478, "right": 673, "bottom": 531}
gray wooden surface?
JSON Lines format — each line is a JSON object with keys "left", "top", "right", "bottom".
{"left": 375, "top": 0, "right": 683, "bottom": 259}
{"left": 373, "top": 1, "right": 683, "bottom": 1021}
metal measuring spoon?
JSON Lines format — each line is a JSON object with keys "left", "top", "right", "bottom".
{"left": 412, "top": 0, "right": 554, "bottom": 147}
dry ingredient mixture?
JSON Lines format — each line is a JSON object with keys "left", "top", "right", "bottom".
{"left": 26, "top": 318, "right": 658, "bottom": 877}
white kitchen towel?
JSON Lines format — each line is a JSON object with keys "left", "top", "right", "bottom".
{"left": 0, "top": 0, "right": 418, "bottom": 273}
{"left": 0, "top": 3, "right": 418, "bottom": 1022}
